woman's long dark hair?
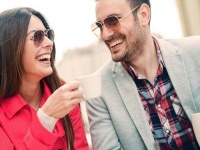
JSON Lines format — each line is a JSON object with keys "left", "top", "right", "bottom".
{"left": 0, "top": 7, "right": 74, "bottom": 149}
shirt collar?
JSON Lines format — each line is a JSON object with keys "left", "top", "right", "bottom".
{"left": 0, "top": 81, "right": 52, "bottom": 119}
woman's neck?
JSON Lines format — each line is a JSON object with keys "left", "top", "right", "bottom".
{"left": 19, "top": 80, "right": 42, "bottom": 110}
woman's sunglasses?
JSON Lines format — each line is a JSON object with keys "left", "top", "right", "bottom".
{"left": 27, "top": 29, "right": 54, "bottom": 46}
{"left": 91, "top": 6, "right": 139, "bottom": 37}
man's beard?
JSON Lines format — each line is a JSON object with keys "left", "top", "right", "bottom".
{"left": 112, "top": 24, "right": 146, "bottom": 62}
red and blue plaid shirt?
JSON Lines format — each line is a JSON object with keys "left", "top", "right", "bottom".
{"left": 123, "top": 39, "right": 199, "bottom": 149}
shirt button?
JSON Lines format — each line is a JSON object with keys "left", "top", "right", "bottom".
{"left": 165, "top": 129, "right": 170, "bottom": 133}
{"left": 157, "top": 104, "right": 161, "bottom": 108}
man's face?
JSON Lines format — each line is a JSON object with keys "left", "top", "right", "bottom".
{"left": 95, "top": 0, "right": 147, "bottom": 62}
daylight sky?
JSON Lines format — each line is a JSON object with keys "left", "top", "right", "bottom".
{"left": 0, "top": 0, "right": 182, "bottom": 62}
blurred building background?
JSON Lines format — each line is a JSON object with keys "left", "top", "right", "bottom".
{"left": 176, "top": 0, "right": 200, "bottom": 36}
{"left": 56, "top": 1, "right": 200, "bottom": 149}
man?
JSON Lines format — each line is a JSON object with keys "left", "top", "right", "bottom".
{"left": 86, "top": 0, "right": 200, "bottom": 149}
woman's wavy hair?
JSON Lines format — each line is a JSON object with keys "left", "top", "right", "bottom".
{"left": 0, "top": 7, "right": 74, "bottom": 149}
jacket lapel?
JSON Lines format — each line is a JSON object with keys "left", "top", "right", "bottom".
{"left": 112, "top": 63, "right": 155, "bottom": 149}
{"left": 158, "top": 39, "right": 197, "bottom": 119}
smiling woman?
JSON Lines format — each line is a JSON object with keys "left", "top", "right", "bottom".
{"left": 0, "top": 7, "right": 88, "bottom": 150}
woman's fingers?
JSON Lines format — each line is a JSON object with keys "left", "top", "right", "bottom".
{"left": 41, "top": 80, "right": 83, "bottom": 119}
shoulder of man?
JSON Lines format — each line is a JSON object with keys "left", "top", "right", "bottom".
{"left": 157, "top": 36, "right": 200, "bottom": 53}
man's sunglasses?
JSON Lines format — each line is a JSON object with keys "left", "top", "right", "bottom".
{"left": 27, "top": 29, "right": 54, "bottom": 46}
{"left": 91, "top": 5, "right": 139, "bottom": 37}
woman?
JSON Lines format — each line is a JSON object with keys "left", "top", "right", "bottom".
{"left": 0, "top": 7, "right": 88, "bottom": 150}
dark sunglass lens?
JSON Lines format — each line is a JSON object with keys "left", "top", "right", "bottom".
{"left": 96, "top": 22, "right": 102, "bottom": 28}
{"left": 104, "top": 16, "right": 119, "bottom": 29}
{"left": 34, "top": 30, "right": 44, "bottom": 44}
{"left": 48, "top": 29, "right": 54, "bottom": 41}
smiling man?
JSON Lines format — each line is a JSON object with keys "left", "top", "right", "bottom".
{"left": 86, "top": 0, "right": 200, "bottom": 149}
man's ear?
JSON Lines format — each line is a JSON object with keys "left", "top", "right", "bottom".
{"left": 137, "top": 3, "right": 151, "bottom": 26}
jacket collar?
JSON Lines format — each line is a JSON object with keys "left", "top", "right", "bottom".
{"left": 0, "top": 81, "right": 51, "bottom": 119}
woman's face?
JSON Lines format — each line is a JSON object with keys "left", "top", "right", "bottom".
{"left": 23, "top": 15, "right": 53, "bottom": 82}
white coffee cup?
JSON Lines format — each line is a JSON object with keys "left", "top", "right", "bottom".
{"left": 78, "top": 73, "right": 101, "bottom": 100}
{"left": 191, "top": 113, "right": 200, "bottom": 146}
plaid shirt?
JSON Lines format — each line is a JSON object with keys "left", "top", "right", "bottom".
{"left": 123, "top": 39, "right": 199, "bottom": 150}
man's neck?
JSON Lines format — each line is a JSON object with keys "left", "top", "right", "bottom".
{"left": 129, "top": 38, "right": 159, "bottom": 83}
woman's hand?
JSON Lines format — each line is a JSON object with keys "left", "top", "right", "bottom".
{"left": 41, "top": 80, "right": 82, "bottom": 119}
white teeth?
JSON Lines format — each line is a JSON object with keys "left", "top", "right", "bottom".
{"left": 110, "top": 39, "right": 123, "bottom": 47}
{"left": 36, "top": 54, "right": 51, "bottom": 61}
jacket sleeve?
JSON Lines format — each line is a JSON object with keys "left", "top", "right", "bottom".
{"left": 0, "top": 126, "right": 14, "bottom": 150}
{"left": 69, "top": 104, "right": 89, "bottom": 150}
{"left": 23, "top": 114, "right": 63, "bottom": 150}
